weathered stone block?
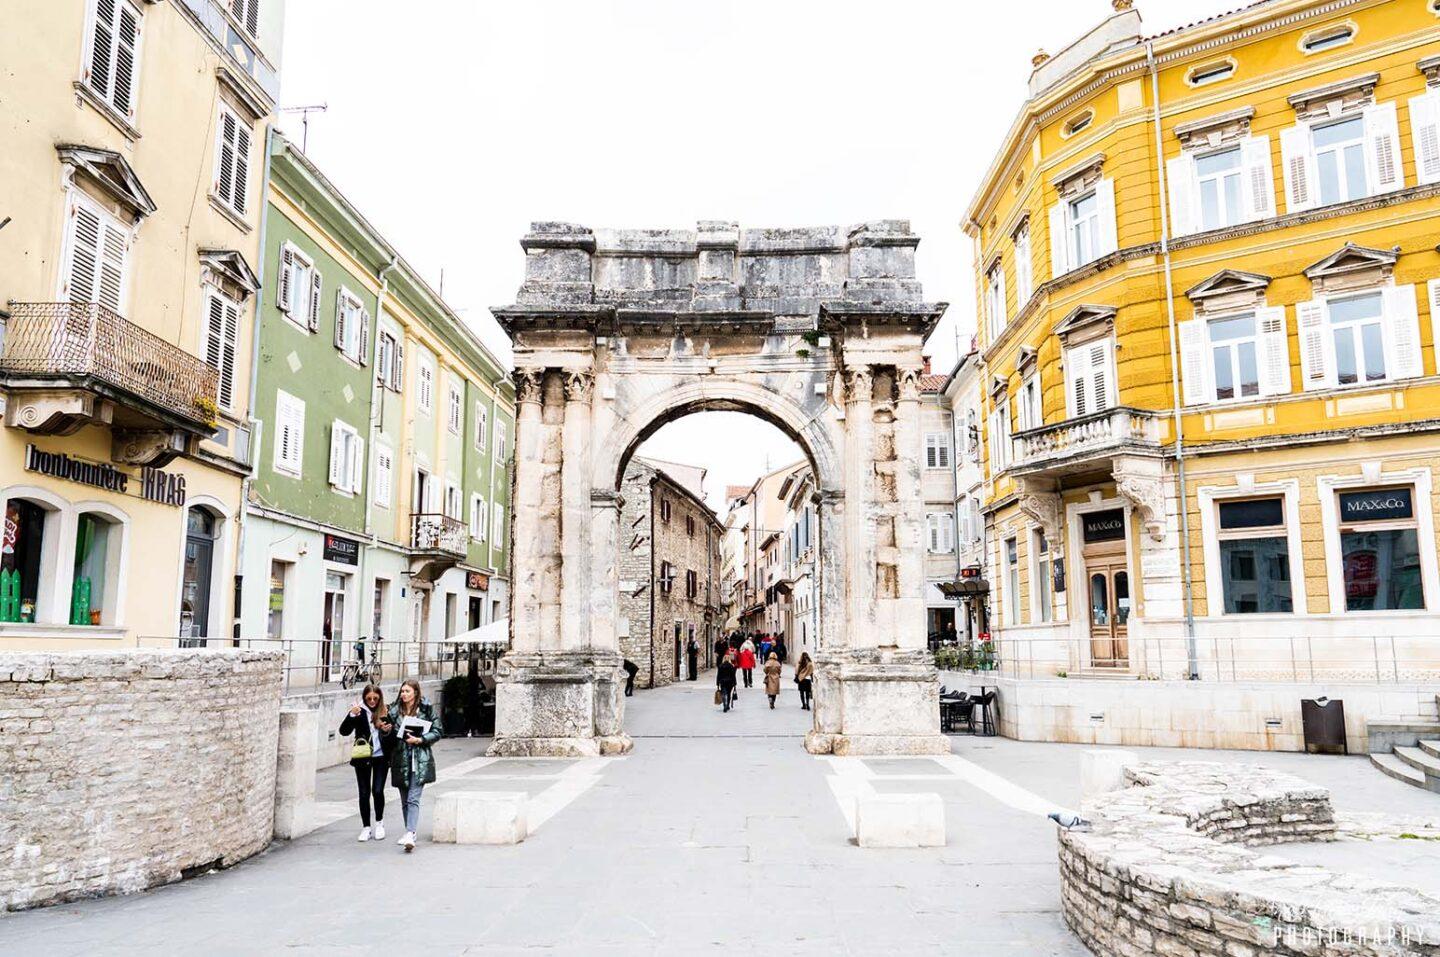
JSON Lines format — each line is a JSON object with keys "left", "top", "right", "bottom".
{"left": 433, "top": 791, "right": 528, "bottom": 845}
{"left": 1081, "top": 748, "right": 1139, "bottom": 804}
{"left": 854, "top": 792, "right": 945, "bottom": 847}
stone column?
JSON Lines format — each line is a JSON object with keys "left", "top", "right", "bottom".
{"left": 589, "top": 488, "right": 622, "bottom": 654}
{"left": 560, "top": 370, "right": 594, "bottom": 652}
{"left": 893, "top": 364, "right": 925, "bottom": 651}
{"left": 843, "top": 365, "right": 875, "bottom": 648}
{"left": 508, "top": 368, "right": 544, "bottom": 653}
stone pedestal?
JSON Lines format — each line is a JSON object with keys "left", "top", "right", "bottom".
{"left": 488, "top": 651, "right": 633, "bottom": 757}
{"left": 433, "top": 791, "right": 528, "bottom": 844}
{"left": 855, "top": 792, "right": 945, "bottom": 847}
{"left": 805, "top": 647, "right": 948, "bottom": 755}
{"left": 273, "top": 707, "right": 318, "bottom": 839}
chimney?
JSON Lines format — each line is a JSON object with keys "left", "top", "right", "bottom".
{"left": 922, "top": 356, "right": 932, "bottom": 375}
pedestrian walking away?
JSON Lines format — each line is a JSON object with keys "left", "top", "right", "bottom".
{"left": 763, "top": 652, "right": 782, "bottom": 709}
{"left": 686, "top": 636, "right": 699, "bottom": 681}
{"left": 759, "top": 634, "right": 773, "bottom": 662}
{"left": 340, "top": 684, "right": 394, "bottom": 843}
{"left": 739, "top": 638, "right": 756, "bottom": 688}
{"left": 387, "top": 678, "right": 443, "bottom": 852}
{"left": 774, "top": 634, "right": 787, "bottom": 665}
{"left": 795, "top": 652, "right": 815, "bottom": 711}
{"left": 622, "top": 659, "right": 639, "bottom": 697}
{"left": 716, "top": 650, "right": 738, "bottom": 713}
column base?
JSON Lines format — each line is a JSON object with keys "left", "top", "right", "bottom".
{"left": 804, "top": 647, "right": 949, "bottom": 756}
{"left": 487, "top": 651, "right": 634, "bottom": 758}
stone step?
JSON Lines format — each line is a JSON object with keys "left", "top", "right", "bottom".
{"left": 1070, "top": 669, "right": 1137, "bottom": 681}
{"left": 1394, "top": 747, "right": 1440, "bottom": 792}
{"left": 1420, "top": 739, "right": 1440, "bottom": 761}
{"left": 1370, "top": 751, "right": 1428, "bottom": 789}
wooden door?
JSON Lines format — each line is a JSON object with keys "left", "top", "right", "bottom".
{"left": 1086, "top": 562, "right": 1130, "bottom": 667}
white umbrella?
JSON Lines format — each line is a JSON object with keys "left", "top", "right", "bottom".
{"left": 448, "top": 618, "right": 509, "bottom": 645}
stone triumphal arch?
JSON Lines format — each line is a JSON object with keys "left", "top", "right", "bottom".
{"left": 490, "top": 220, "right": 949, "bottom": 757}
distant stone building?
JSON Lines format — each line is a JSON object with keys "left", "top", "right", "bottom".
{"left": 617, "top": 458, "right": 724, "bottom": 688}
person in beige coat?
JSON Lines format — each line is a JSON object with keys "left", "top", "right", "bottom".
{"left": 763, "top": 652, "right": 782, "bottom": 709}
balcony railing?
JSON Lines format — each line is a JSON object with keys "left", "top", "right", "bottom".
{"left": 411, "top": 513, "right": 467, "bottom": 556}
{"left": 1, "top": 302, "right": 219, "bottom": 428}
{"left": 1013, "top": 406, "right": 1162, "bottom": 474}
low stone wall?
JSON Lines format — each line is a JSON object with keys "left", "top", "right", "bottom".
{"left": 0, "top": 650, "right": 285, "bottom": 912}
{"left": 951, "top": 674, "right": 1438, "bottom": 752}
{"left": 283, "top": 677, "right": 446, "bottom": 770}
{"left": 1059, "top": 762, "right": 1440, "bottom": 956}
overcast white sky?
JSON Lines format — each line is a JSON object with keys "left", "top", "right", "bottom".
{"left": 278, "top": 0, "right": 1241, "bottom": 512}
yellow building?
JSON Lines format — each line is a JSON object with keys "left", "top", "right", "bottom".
{"left": 965, "top": 0, "right": 1440, "bottom": 680}
{"left": 0, "top": 0, "right": 284, "bottom": 646}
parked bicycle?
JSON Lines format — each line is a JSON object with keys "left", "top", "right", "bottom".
{"left": 340, "top": 639, "right": 383, "bottom": 689}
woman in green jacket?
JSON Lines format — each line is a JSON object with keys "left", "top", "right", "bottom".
{"left": 387, "top": 678, "right": 443, "bottom": 852}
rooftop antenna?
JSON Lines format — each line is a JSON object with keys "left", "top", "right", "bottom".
{"left": 280, "top": 103, "right": 328, "bottom": 153}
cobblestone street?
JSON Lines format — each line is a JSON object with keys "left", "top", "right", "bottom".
{"left": 4, "top": 671, "right": 1435, "bottom": 955}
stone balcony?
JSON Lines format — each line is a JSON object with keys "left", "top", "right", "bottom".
{"left": 408, "top": 512, "right": 467, "bottom": 583}
{"left": 0, "top": 302, "right": 220, "bottom": 465}
{"left": 1010, "top": 406, "right": 1164, "bottom": 479}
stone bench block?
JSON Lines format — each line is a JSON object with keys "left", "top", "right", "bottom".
{"left": 854, "top": 792, "right": 945, "bottom": 847}
{"left": 1080, "top": 748, "right": 1138, "bottom": 804}
{"left": 432, "top": 791, "right": 528, "bottom": 845}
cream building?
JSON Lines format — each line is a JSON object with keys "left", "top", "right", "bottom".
{"left": 0, "top": 0, "right": 284, "bottom": 647}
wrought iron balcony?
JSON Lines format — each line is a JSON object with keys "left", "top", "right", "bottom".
{"left": 0, "top": 302, "right": 219, "bottom": 436}
{"left": 1011, "top": 406, "right": 1164, "bottom": 478}
{"left": 411, "top": 513, "right": 467, "bottom": 557}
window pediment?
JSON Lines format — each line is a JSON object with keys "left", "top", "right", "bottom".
{"left": 56, "top": 144, "right": 156, "bottom": 224}
{"left": 1185, "top": 269, "right": 1271, "bottom": 315}
{"left": 989, "top": 374, "right": 1010, "bottom": 399}
{"left": 1051, "top": 152, "right": 1106, "bottom": 197}
{"left": 1420, "top": 55, "right": 1440, "bottom": 88}
{"left": 1055, "top": 303, "right": 1115, "bottom": 344}
{"left": 199, "top": 248, "right": 260, "bottom": 301}
{"left": 1303, "top": 243, "right": 1397, "bottom": 293}
{"left": 1286, "top": 72, "right": 1378, "bottom": 123}
{"left": 1173, "top": 106, "right": 1255, "bottom": 152}
{"left": 1015, "top": 346, "right": 1037, "bottom": 375}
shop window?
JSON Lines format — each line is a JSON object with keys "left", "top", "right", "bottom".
{"left": 1217, "top": 497, "right": 1293, "bottom": 614}
{"left": 373, "top": 578, "right": 389, "bottom": 640}
{"left": 1339, "top": 487, "right": 1425, "bottom": 611}
{"left": 267, "top": 559, "right": 288, "bottom": 639}
{"left": 71, "top": 512, "right": 119, "bottom": 625}
{"left": 2, "top": 499, "right": 55, "bottom": 623}
{"left": 1032, "top": 528, "right": 1053, "bottom": 623}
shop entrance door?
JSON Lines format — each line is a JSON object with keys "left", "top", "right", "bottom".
{"left": 180, "top": 508, "right": 216, "bottom": 645}
{"left": 1085, "top": 561, "right": 1130, "bottom": 667}
{"left": 323, "top": 572, "right": 347, "bottom": 682}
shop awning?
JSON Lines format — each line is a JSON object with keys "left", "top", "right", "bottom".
{"left": 938, "top": 579, "right": 988, "bottom": 599}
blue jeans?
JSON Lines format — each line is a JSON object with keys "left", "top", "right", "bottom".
{"left": 401, "top": 781, "right": 424, "bottom": 833}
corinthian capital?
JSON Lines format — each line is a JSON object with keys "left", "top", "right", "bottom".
{"left": 843, "top": 365, "right": 873, "bottom": 404}
{"left": 563, "top": 370, "right": 595, "bottom": 403}
{"left": 897, "top": 364, "right": 925, "bottom": 401}
{"left": 513, "top": 367, "right": 544, "bottom": 405}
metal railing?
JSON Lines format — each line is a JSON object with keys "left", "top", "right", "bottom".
{"left": 1014, "top": 406, "right": 1162, "bottom": 470}
{"left": 411, "top": 513, "right": 466, "bottom": 555}
{"left": 1, "top": 302, "right": 218, "bottom": 425}
{"left": 956, "top": 634, "right": 1440, "bottom": 684}
{"left": 138, "top": 636, "right": 506, "bottom": 695}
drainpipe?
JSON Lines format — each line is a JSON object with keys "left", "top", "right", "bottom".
{"left": 359, "top": 253, "right": 400, "bottom": 646}
{"left": 1147, "top": 40, "right": 1199, "bottom": 679}
{"left": 233, "top": 124, "right": 279, "bottom": 641}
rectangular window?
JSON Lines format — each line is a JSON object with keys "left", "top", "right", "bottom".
{"left": 1195, "top": 147, "right": 1243, "bottom": 231}
{"left": 1338, "top": 487, "right": 1425, "bottom": 611}
{"left": 372, "top": 578, "right": 389, "bottom": 640}
{"left": 1018, "top": 375, "right": 1042, "bottom": 431}
{"left": 334, "top": 288, "right": 367, "bottom": 363}
{"left": 470, "top": 493, "right": 487, "bottom": 540}
{"left": 1217, "top": 496, "right": 1293, "bottom": 614}
{"left": 924, "top": 433, "right": 952, "bottom": 469}
{"left": 474, "top": 401, "right": 488, "bottom": 451}
{"left": 373, "top": 445, "right": 393, "bottom": 507}
{"left": 927, "top": 513, "right": 954, "bottom": 554}
{"left": 61, "top": 192, "right": 129, "bottom": 312}
{"left": 1329, "top": 291, "right": 1386, "bottom": 386}
{"left": 1004, "top": 537, "right": 1020, "bottom": 626}
{"left": 1033, "top": 528, "right": 1053, "bottom": 623}
{"left": 1209, "top": 313, "right": 1259, "bottom": 400}
{"left": 495, "top": 422, "right": 507, "bottom": 463}
{"left": 84, "top": 0, "right": 143, "bottom": 120}
{"left": 492, "top": 503, "right": 504, "bottom": 548}
{"left": 1066, "top": 339, "right": 1113, "bottom": 417}
{"left": 327, "top": 420, "right": 363, "bottom": 494}
{"left": 444, "top": 483, "right": 462, "bottom": 520}
{"left": 660, "top": 499, "right": 672, "bottom": 523}
{"left": 1068, "top": 191, "right": 1101, "bottom": 266}
{"left": 273, "top": 390, "right": 305, "bottom": 477}
{"left": 989, "top": 405, "right": 1012, "bottom": 473}
{"left": 213, "top": 104, "right": 253, "bottom": 217}
{"left": 277, "top": 243, "right": 317, "bottom": 331}
{"left": 447, "top": 385, "right": 463, "bottom": 434}
{"left": 266, "top": 559, "right": 288, "bottom": 639}
{"left": 1014, "top": 223, "right": 1033, "bottom": 305}
{"left": 376, "top": 331, "right": 399, "bottom": 389}
{"left": 986, "top": 264, "right": 1006, "bottom": 341}
{"left": 204, "top": 288, "right": 241, "bottom": 411}
{"left": 660, "top": 561, "right": 674, "bottom": 594}
{"left": 1312, "top": 116, "right": 1367, "bottom": 206}
{"left": 229, "top": 0, "right": 259, "bottom": 37}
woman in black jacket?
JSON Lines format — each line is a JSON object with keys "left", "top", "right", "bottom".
{"left": 716, "top": 650, "right": 738, "bottom": 713}
{"left": 339, "top": 684, "right": 394, "bottom": 843}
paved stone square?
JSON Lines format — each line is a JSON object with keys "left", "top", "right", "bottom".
{"left": 1, "top": 671, "right": 1435, "bottom": 955}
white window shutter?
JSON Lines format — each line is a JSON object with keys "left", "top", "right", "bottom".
{"left": 1429, "top": 280, "right": 1440, "bottom": 379}
{"left": 1381, "top": 285, "right": 1423, "bottom": 380}
{"left": 350, "top": 435, "right": 364, "bottom": 495}
{"left": 1410, "top": 90, "right": 1440, "bottom": 186}
{"left": 204, "top": 294, "right": 226, "bottom": 400}
{"left": 393, "top": 342, "right": 404, "bottom": 390}
{"left": 1296, "top": 298, "right": 1333, "bottom": 390}
{"left": 1166, "top": 153, "right": 1197, "bottom": 237}
{"left": 1279, "top": 124, "right": 1317, "bottom": 212}
{"left": 1256, "top": 306, "right": 1291, "bottom": 396}
{"left": 359, "top": 309, "right": 371, "bottom": 366}
{"left": 308, "top": 269, "right": 322, "bottom": 332}
{"left": 232, "top": 123, "right": 251, "bottom": 214}
{"left": 113, "top": 3, "right": 140, "bottom": 118}
{"left": 216, "top": 110, "right": 236, "bottom": 203}
{"left": 1239, "top": 135, "right": 1276, "bottom": 221}
{"left": 278, "top": 244, "right": 293, "bottom": 311}
{"left": 88, "top": 1, "right": 116, "bottom": 103}
{"left": 1068, "top": 352, "right": 1088, "bottom": 417}
{"left": 1362, "top": 101, "right": 1404, "bottom": 194}
{"left": 1090, "top": 341, "right": 1112, "bottom": 410}
{"left": 328, "top": 423, "right": 344, "bottom": 486}
{"left": 65, "top": 202, "right": 102, "bottom": 305}
{"left": 1178, "top": 318, "right": 1211, "bottom": 405}
{"left": 1048, "top": 201, "right": 1069, "bottom": 278}
{"left": 97, "top": 220, "right": 127, "bottom": 313}
{"left": 334, "top": 290, "right": 347, "bottom": 351}
{"left": 1094, "top": 177, "right": 1118, "bottom": 257}
{"left": 996, "top": 266, "right": 1008, "bottom": 330}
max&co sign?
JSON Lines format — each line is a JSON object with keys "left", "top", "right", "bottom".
{"left": 24, "top": 444, "right": 186, "bottom": 507}
{"left": 1082, "top": 509, "right": 1126, "bottom": 543}
{"left": 1338, "top": 488, "right": 1413, "bottom": 523}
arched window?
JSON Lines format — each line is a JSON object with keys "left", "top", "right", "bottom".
{"left": 2, "top": 497, "right": 61, "bottom": 623}
{"left": 71, "top": 510, "right": 124, "bottom": 626}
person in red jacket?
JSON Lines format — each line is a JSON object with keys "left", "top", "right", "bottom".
{"left": 738, "top": 641, "right": 757, "bottom": 689}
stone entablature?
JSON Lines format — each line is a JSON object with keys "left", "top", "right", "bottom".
{"left": 0, "top": 650, "right": 284, "bottom": 912}
{"left": 1060, "top": 762, "right": 1440, "bottom": 956}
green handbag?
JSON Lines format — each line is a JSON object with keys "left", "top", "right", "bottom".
{"left": 350, "top": 739, "right": 373, "bottom": 761}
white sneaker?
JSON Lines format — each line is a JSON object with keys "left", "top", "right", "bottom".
{"left": 373, "top": 822, "right": 385, "bottom": 840}
{"left": 397, "top": 831, "right": 409, "bottom": 846}
{"left": 357, "top": 827, "right": 372, "bottom": 842}
{"left": 402, "top": 832, "right": 416, "bottom": 852}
